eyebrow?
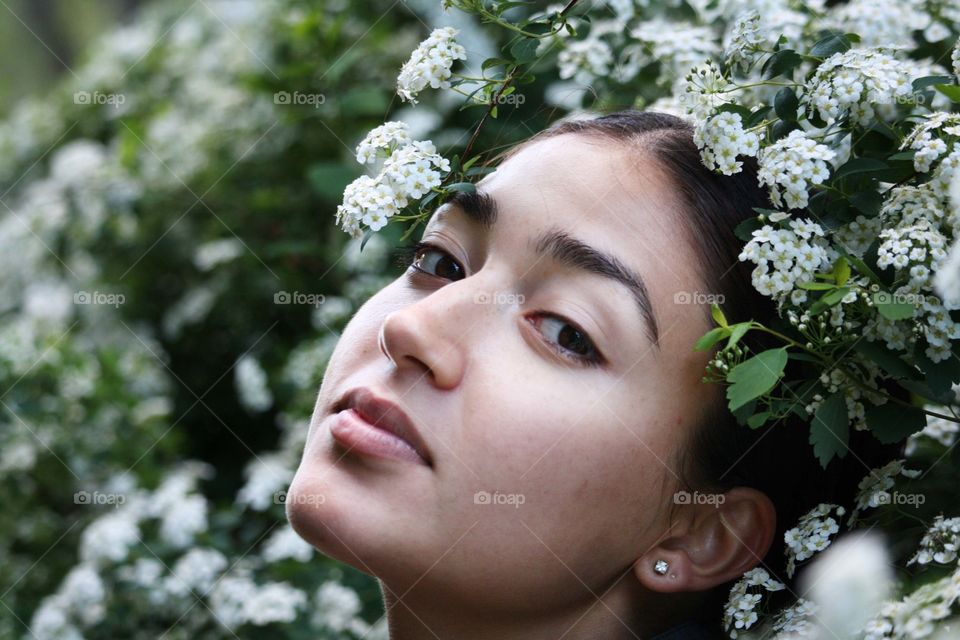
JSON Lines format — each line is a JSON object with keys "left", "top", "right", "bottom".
{"left": 441, "top": 189, "right": 661, "bottom": 348}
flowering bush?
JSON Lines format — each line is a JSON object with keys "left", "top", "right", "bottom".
{"left": 331, "top": 0, "right": 960, "bottom": 637}
{"left": 5, "top": 0, "right": 960, "bottom": 638}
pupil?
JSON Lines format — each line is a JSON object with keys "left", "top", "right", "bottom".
{"left": 559, "top": 325, "right": 587, "bottom": 355}
{"left": 436, "top": 257, "right": 461, "bottom": 279}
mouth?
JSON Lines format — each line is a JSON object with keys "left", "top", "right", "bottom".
{"left": 329, "top": 387, "right": 433, "bottom": 467}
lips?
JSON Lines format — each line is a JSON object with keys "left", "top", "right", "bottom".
{"left": 331, "top": 387, "right": 433, "bottom": 466}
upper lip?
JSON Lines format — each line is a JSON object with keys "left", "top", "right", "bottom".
{"left": 334, "top": 387, "right": 433, "bottom": 466}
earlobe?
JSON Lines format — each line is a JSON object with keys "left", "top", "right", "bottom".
{"left": 633, "top": 487, "right": 777, "bottom": 593}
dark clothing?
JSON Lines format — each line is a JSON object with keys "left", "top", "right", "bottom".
{"left": 649, "top": 619, "right": 725, "bottom": 640}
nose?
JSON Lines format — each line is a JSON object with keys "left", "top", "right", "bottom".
{"left": 378, "top": 289, "right": 471, "bottom": 390}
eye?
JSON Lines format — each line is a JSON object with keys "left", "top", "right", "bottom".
{"left": 528, "top": 313, "right": 604, "bottom": 368}
{"left": 401, "top": 241, "right": 466, "bottom": 281}
{"left": 396, "top": 241, "right": 605, "bottom": 368}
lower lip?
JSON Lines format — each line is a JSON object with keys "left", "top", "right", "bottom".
{"left": 329, "top": 408, "right": 428, "bottom": 466}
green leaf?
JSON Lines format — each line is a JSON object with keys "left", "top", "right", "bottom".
{"left": 711, "top": 303, "right": 728, "bottom": 328}
{"left": 912, "top": 75, "right": 954, "bottom": 92}
{"left": 934, "top": 84, "right": 960, "bottom": 103}
{"left": 874, "top": 293, "right": 916, "bottom": 320}
{"left": 846, "top": 254, "right": 883, "bottom": 285}
{"left": 809, "top": 33, "right": 852, "bottom": 58}
{"left": 810, "top": 391, "right": 849, "bottom": 468}
{"left": 510, "top": 37, "right": 539, "bottom": 64}
{"left": 694, "top": 326, "right": 730, "bottom": 351}
{"left": 821, "top": 286, "right": 850, "bottom": 306}
{"left": 798, "top": 281, "right": 836, "bottom": 291}
{"left": 762, "top": 49, "right": 803, "bottom": 80}
{"left": 735, "top": 215, "right": 765, "bottom": 241}
{"left": 833, "top": 157, "right": 889, "bottom": 180}
{"left": 848, "top": 189, "right": 884, "bottom": 216}
{"left": 774, "top": 87, "right": 799, "bottom": 121}
{"left": 833, "top": 256, "right": 850, "bottom": 287}
{"left": 727, "top": 323, "right": 751, "bottom": 349}
{"left": 866, "top": 403, "right": 927, "bottom": 444}
{"left": 360, "top": 228, "right": 375, "bottom": 251}
{"left": 747, "top": 412, "right": 771, "bottom": 429}
{"left": 446, "top": 181, "right": 476, "bottom": 194}
{"left": 726, "top": 348, "right": 789, "bottom": 412}
{"left": 482, "top": 57, "right": 510, "bottom": 71}
{"left": 852, "top": 341, "right": 918, "bottom": 379}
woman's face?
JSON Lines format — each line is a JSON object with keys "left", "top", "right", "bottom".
{"left": 288, "top": 133, "right": 717, "bottom": 615}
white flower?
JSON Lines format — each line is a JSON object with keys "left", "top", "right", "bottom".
{"left": 723, "top": 567, "right": 785, "bottom": 637}
{"left": 261, "top": 524, "right": 314, "bottom": 563}
{"left": 396, "top": 27, "right": 467, "bottom": 104}
{"left": 194, "top": 238, "right": 243, "bottom": 271}
{"left": 557, "top": 37, "right": 613, "bottom": 83}
{"left": 355, "top": 121, "right": 412, "bottom": 166}
{"left": 935, "top": 238, "right": 960, "bottom": 308}
{"left": 165, "top": 547, "right": 228, "bottom": 596}
{"left": 739, "top": 218, "right": 834, "bottom": 301}
{"left": 236, "top": 452, "right": 293, "bottom": 511}
{"left": 848, "top": 459, "right": 920, "bottom": 526}
{"left": 784, "top": 503, "right": 846, "bottom": 577}
{"left": 160, "top": 493, "right": 208, "bottom": 548}
{"left": 757, "top": 129, "right": 836, "bottom": 210}
{"left": 693, "top": 111, "right": 760, "bottom": 175}
{"left": 682, "top": 59, "right": 731, "bottom": 119}
{"left": 724, "top": 10, "right": 764, "bottom": 72}
{"left": 80, "top": 511, "right": 140, "bottom": 565}
{"left": 801, "top": 532, "right": 893, "bottom": 639}
{"left": 908, "top": 515, "right": 960, "bottom": 566}
{"left": 313, "top": 580, "right": 363, "bottom": 632}
{"left": 247, "top": 582, "right": 308, "bottom": 626}
{"left": 235, "top": 354, "right": 272, "bottom": 413}
{"left": 954, "top": 38, "right": 960, "bottom": 78}
{"left": 800, "top": 49, "right": 915, "bottom": 127}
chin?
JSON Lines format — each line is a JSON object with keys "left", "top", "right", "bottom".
{"left": 285, "top": 466, "right": 379, "bottom": 574}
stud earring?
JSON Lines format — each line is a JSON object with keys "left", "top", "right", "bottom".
{"left": 653, "top": 559, "right": 669, "bottom": 575}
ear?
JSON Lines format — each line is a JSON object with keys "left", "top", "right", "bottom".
{"left": 633, "top": 487, "right": 777, "bottom": 593}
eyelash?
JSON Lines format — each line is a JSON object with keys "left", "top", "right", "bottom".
{"left": 394, "top": 240, "right": 605, "bottom": 368}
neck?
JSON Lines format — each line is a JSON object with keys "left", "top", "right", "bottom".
{"left": 377, "top": 568, "right": 695, "bottom": 640}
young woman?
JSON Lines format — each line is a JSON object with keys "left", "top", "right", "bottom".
{"left": 286, "top": 110, "right": 896, "bottom": 639}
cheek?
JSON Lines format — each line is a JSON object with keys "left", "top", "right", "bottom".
{"left": 450, "top": 387, "right": 674, "bottom": 571}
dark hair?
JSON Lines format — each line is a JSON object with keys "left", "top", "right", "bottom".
{"left": 490, "top": 110, "right": 901, "bottom": 628}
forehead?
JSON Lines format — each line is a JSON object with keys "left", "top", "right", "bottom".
{"left": 434, "top": 133, "right": 709, "bottom": 352}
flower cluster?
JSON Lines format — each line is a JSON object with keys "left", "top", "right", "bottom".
{"left": 693, "top": 111, "right": 760, "bottom": 175}
{"left": 847, "top": 459, "right": 921, "bottom": 526}
{"left": 557, "top": 37, "right": 614, "bottom": 84}
{"left": 909, "top": 516, "right": 960, "bottom": 566}
{"left": 722, "top": 567, "right": 786, "bottom": 638}
{"left": 757, "top": 129, "right": 836, "bottom": 210}
{"left": 396, "top": 26, "right": 467, "bottom": 104}
{"left": 336, "top": 124, "right": 450, "bottom": 238}
{"left": 723, "top": 10, "right": 764, "bottom": 73}
{"left": 783, "top": 503, "right": 846, "bottom": 578}
{"left": 738, "top": 218, "right": 835, "bottom": 302}
{"left": 799, "top": 49, "right": 916, "bottom": 126}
